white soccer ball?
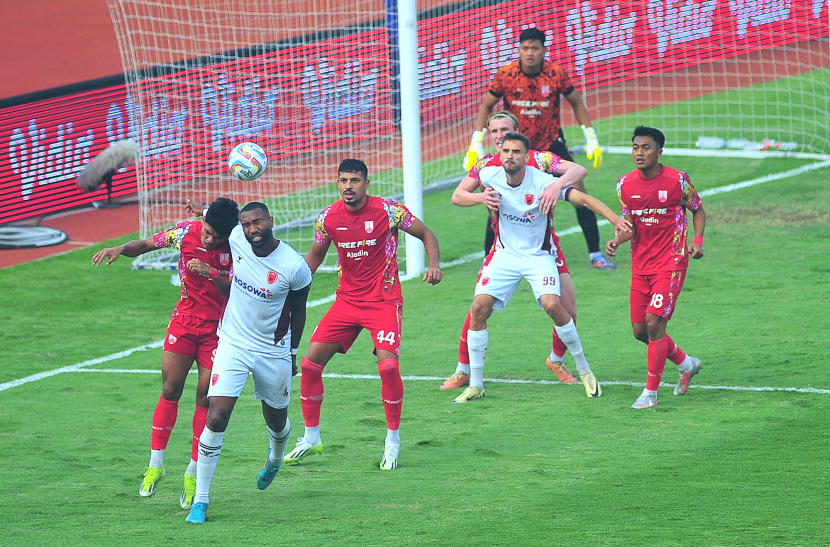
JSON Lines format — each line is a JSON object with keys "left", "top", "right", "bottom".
{"left": 227, "top": 142, "right": 267, "bottom": 181}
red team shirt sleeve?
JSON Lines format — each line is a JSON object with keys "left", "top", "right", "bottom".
{"left": 152, "top": 220, "right": 194, "bottom": 250}
{"left": 314, "top": 206, "right": 333, "bottom": 244}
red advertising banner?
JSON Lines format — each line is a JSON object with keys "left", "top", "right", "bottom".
{"left": 1, "top": 0, "right": 827, "bottom": 224}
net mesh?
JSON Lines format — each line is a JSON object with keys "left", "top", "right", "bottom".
{"left": 107, "top": 0, "right": 829, "bottom": 263}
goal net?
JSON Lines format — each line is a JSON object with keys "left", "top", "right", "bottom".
{"left": 107, "top": 0, "right": 829, "bottom": 266}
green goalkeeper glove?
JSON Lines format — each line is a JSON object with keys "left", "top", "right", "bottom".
{"left": 462, "top": 129, "right": 486, "bottom": 172}
{"left": 581, "top": 125, "right": 602, "bottom": 169}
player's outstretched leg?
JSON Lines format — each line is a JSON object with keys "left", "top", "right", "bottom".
{"left": 453, "top": 328, "right": 487, "bottom": 403}
{"left": 441, "top": 314, "right": 472, "bottom": 390}
{"left": 553, "top": 319, "right": 601, "bottom": 397}
{"left": 186, "top": 502, "right": 208, "bottom": 524}
{"left": 545, "top": 328, "right": 577, "bottom": 383}
{"left": 674, "top": 357, "right": 702, "bottom": 396}
{"left": 259, "top": 419, "right": 290, "bottom": 489}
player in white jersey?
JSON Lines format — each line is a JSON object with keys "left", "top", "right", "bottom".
{"left": 185, "top": 201, "right": 312, "bottom": 524}
{"left": 453, "top": 132, "right": 632, "bottom": 403}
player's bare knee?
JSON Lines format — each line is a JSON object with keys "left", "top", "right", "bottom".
{"left": 631, "top": 323, "right": 649, "bottom": 343}
{"left": 160, "top": 383, "right": 184, "bottom": 401}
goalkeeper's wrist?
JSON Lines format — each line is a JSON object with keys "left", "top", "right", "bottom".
{"left": 693, "top": 235, "right": 703, "bottom": 247}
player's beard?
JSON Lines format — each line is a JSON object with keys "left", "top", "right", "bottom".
{"left": 246, "top": 229, "right": 273, "bottom": 249}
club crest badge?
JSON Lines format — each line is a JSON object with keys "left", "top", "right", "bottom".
{"left": 364, "top": 220, "right": 374, "bottom": 233}
{"left": 168, "top": 334, "right": 177, "bottom": 344}
{"left": 219, "top": 253, "right": 230, "bottom": 265}
{"left": 525, "top": 193, "right": 535, "bottom": 206}
{"left": 267, "top": 271, "right": 278, "bottom": 284}
{"left": 211, "top": 374, "right": 219, "bottom": 386}
{"left": 658, "top": 190, "right": 668, "bottom": 202}
{"left": 541, "top": 85, "right": 550, "bottom": 96}
{"left": 481, "top": 277, "right": 490, "bottom": 286}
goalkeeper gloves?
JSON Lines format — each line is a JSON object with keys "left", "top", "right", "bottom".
{"left": 581, "top": 125, "right": 602, "bottom": 169}
{"left": 462, "top": 129, "right": 486, "bottom": 172}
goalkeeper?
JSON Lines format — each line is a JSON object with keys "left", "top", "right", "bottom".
{"left": 464, "top": 27, "right": 613, "bottom": 270}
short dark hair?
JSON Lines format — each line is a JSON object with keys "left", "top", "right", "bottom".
{"left": 338, "top": 159, "right": 368, "bottom": 180}
{"left": 240, "top": 201, "right": 270, "bottom": 216}
{"left": 632, "top": 126, "right": 666, "bottom": 148}
{"left": 519, "top": 28, "right": 546, "bottom": 46}
{"left": 502, "top": 131, "right": 531, "bottom": 152}
{"left": 204, "top": 197, "right": 239, "bottom": 237}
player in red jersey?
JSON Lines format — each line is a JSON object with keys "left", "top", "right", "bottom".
{"left": 91, "top": 198, "right": 239, "bottom": 508}
{"left": 441, "top": 111, "right": 590, "bottom": 393}
{"left": 464, "top": 27, "right": 613, "bottom": 270}
{"left": 284, "top": 159, "right": 442, "bottom": 470}
{"left": 605, "top": 126, "right": 706, "bottom": 409}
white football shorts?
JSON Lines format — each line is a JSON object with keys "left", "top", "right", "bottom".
{"left": 474, "top": 251, "right": 561, "bottom": 310}
{"left": 208, "top": 340, "right": 292, "bottom": 409}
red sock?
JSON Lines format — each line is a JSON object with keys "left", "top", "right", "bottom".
{"left": 646, "top": 337, "right": 669, "bottom": 391}
{"left": 151, "top": 395, "right": 178, "bottom": 450}
{"left": 300, "top": 357, "right": 325, "bottom": 428}
{"left": 458, "top": 313, "right": 471, "bottom": 365}
{"left": 191, "top": 404, "right": 208, "bottom": 462}
{"left": 378, "top": 359, "right": 403, "bottom": 431}
{"left": 665, "top": 334, "right": 688, "bottom": 365}
{"left": 552, "top": 329, "right": 567, "bottom": 359}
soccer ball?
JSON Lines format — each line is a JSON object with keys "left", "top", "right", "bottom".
{"left": 227, "top": 142, "right": 267, "bottom": 181}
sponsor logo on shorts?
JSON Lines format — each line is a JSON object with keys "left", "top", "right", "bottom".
{"left": 211, "top": 373, "right": 219, "bottom": 386}
{"left": 168, "top": 334, "right": 177, "bottom": 344}
{"left": 659, "top": 190, "right": 668, "bottom": 202}
{"left": 364, "top": 220, "right": 374, "bottom": 233}
{"left": 525, "top": 193, "right": 534, "bottom": 205}
{"left": 267, "top": 270, "right": 278, "bottom": 284}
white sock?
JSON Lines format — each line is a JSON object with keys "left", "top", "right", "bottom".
{"left": 186, "top": 459, "right": 197, "bottom": 476}
{"left": 589, "top": 251, "right": 603, "bottom": 260}
{"left": 554, "top": 319, "right": 591, "bottom": 373}
{"left": 548, "top": 349, "right": 565, "bottom": 362}
{"left": 677, "top": 356, "right": 693, "bottom": 373}
{"left": 385, "top": 428, "right": 400, "bottom": 447}
{"left": 267, "top": 419, "right": 291, "bottom": 467}
{"left": 467, "top": 329, "right": 488, "bottom": 391}
{"left": 455, "top": 363, "right": 471, "bottom": 375}
{"left": 149, "top": 449, "right": 164, "bottom": 468}
{"left": 642, "top": 388, "right": 658, "bottom": 398}
{"left": 194, "top": 427, "right": 224, "bottom": 505}
{"left": 304, "top": 426, "right": 321, "bottom": 445}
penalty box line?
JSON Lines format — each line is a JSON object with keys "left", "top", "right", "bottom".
{"left": 2, "top": 159, "right": 829, "bottom": 395}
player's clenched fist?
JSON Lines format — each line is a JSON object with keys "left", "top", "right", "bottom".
{"left": 581, "top": 125, "right": 603, "bottom": 170}
{"left": 462, "top": 129, "right": 486, "bottom": 172}
{"left": 422, "top": 267, "right": 443, "bottom": 285}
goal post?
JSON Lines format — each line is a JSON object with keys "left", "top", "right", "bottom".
{"left": 106, "top": 0, "right": 829, "bottom": 269}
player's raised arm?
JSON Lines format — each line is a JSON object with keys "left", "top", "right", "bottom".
{"left": 538, "top": 160, "right": 588, "bottom": 214}
{"left": 566, "top": 189, "right": 633, "bottom": 234}
{"left": 186, "top": 258, "right": 231, "bottom": 296}
{"left": 451, "top": 174, "right": 500, "bottom": 211}
{"left": 688, "top": 206, "right": 706, "bottom": 259}
{"left": 564, "top": 88, "right": 602, "bottom": 170}
{"left": 91, "top": 237, "right": 156, "bottom": 266}
{"left": 402, "top": 218, "right": 443, "bottom": 285}
{"left": 463, "top": 92, "right": 501, "bottom": 171}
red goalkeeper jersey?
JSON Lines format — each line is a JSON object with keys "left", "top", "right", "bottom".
{"left": 315, "top": 196, "right": 414, "bottom": 302}
{"left": 152, "top": 220, "right": 231, "bottom": 320}
{"left": 616, "top": 165, "right": 703, "bottom": 274}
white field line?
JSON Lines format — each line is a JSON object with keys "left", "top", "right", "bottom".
{"left": 3, "top": 161, "right": 829, "bottom": 395}
{"left": 73, "top": 368, "right": 830, "bottom": 395}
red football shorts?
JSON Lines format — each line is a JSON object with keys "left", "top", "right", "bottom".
{"left": 553, "top": 237, "right": 569, "bottom": 275}
{"left": 310, "top": 298, "right": 403, "bottom": 355}
{"left": 630, "top": 269, "right": 687, "bottom": 323}
{"left": 163, "top": 312, "right": 219, "bottom": 369}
